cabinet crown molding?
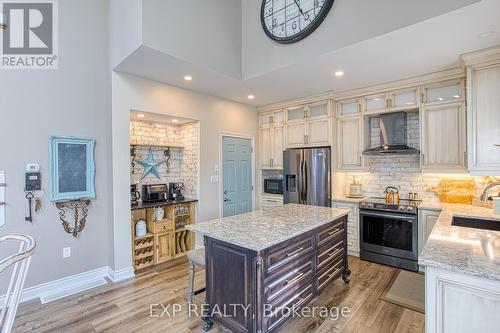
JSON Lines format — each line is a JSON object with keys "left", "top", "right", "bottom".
{"left": 461, "top": 45, "right": 500, "bottom": 67}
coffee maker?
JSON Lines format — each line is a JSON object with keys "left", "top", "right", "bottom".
{"left": 169, "top": 182, "right": 185, "bottom": 201}
{"left": 131, "top": 184, "right": 141, "bottom": 205}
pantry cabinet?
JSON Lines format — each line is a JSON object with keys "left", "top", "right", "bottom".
{"left": 421, "top": 102, "right": 466, "bottom": 172}
{"left": 260, "top": 110, "right": 284, "bottom": 169}
{"left": 463, "top": 50, "right": 500, "bottom": 175}
{"left": 336, "top": 116, "right": 363, "bottom": 171}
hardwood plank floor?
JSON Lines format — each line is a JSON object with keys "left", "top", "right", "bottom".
{"left": 12, "top": 256, "right": 424, "bottom": 333}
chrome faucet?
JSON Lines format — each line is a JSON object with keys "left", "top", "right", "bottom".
{"left": 480, "top": 182, "right": 500, "bottom": 201}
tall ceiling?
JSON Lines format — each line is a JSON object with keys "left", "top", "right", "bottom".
{"left": 114, "top": 0, "right": 500, "bottom": 107}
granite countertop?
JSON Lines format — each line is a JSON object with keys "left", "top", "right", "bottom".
{"left": 186, "top": 204, "right": 350, "bottom": 251}
{"left": 418, "top": 201, "right": 500, "bottom": 281}
{"left": 131, "top": 198, "right": 198, "bottom": 210}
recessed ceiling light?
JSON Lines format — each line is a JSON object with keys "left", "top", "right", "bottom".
{"left": 477, "top": 31, "right": 495, "bottom": 39}
{"left": 184, "top": 75, "right": 193, "bottom": 81}
{"left": 137, "top": 114, "right": 145, "bottom": 118}
{"left": 172, "top": 119, "right": 179, "bottom": 123}
{"left": 335, "top": 71, "right": 344, "bottom": 77}
{"left": 248, "top": 94, "right": 255, "bottom": 100}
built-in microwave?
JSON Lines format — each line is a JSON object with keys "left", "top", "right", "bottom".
{"left": 264, "top": 179, "right": 283, "bottom": 195}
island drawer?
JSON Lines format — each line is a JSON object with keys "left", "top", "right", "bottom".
{"left": 263, "top": 234, "right": 315, "bottom": 277}
{"left": 264, "top": 258, "right": 314, "bottom": 303}
{"left": 266, "top": 279, "right": 315, "bottom": 333}
{"left": 316, "top": 257, "right": 344, "bottom": 294}
{"left": 317, "top": 218, "right": 346, "bottom": 248}
{"left": 317, "top": 238, "right": 344, "bottom": 272}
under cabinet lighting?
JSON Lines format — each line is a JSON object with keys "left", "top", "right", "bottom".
{"left": 172, "top": 119, "right": 179, "bottom": 123}
{"left": 248, "top": 95, "right": 255, "bottom": 100}
{"left": 137, "top": 114, "right": 145, "bottom": 118}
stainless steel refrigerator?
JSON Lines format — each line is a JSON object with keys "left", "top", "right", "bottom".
{"left": 283, "top": 147, "right": 331, "bottom": 207}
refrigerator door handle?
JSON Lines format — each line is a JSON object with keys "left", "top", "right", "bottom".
{"left": 304, "top": 160, "right": 308, "bottom": 204}
{"left": 299, "top": 159, "right": 304, "bottom": 204}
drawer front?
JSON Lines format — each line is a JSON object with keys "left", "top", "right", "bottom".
{"left": 265, "top": 258, "right": 314, "bottom": 303}
{"left": 266, "top": 279, "right": 315, "bottom": 332}
{"left": 317, "top": 238, "right": 344, "bottom": 272}
{"left": 317, "top": 218, "right": 345, "bottom": 247}
{"left": 317, "top": 257, "right": 344, "bottom": 294}
{"left": 153, "top": 221, "right": 173, "bottom": 233}
{"left": 264, "top": 235, "right": 314, "bottom": 276}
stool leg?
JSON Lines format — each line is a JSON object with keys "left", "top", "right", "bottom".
{"left": 187, "top": 261, "right": 195, "bottom": 305}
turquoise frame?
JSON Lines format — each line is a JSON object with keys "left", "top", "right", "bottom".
{"left": 49, "top": 136, "right": 96, "bottom": 201}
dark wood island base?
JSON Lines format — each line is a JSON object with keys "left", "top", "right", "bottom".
{"left": 202, "top": 215, "right": 349, "bottom": 333}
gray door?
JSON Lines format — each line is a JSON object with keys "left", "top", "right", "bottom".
{"left": 304, "top": 148, "right": 331, "bottom": 207}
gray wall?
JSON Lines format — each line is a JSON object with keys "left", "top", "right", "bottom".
{"left": 0, "top": 0, "right": 112, "bottom": 288}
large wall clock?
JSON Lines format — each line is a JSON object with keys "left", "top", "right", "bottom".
{"left": 261, "top": 0, "right": 335, "bottom": 44}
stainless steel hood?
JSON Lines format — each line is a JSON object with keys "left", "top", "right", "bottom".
{"left": 363, "top": 112, "right": 419, "bottom": 155}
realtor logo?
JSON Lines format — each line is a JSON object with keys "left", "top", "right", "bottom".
{"left": 1, "top": 0, "right": 58, "bottom": 69}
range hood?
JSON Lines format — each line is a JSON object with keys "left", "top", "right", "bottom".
{"left": 363, "top": 112, "right": 419, "bottom": 155}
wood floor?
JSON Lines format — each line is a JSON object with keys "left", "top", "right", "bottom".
{"left": 12, "top": 256, "right": 424, "bottom": 333}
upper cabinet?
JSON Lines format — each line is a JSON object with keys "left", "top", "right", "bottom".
{"left": 462, "top": 47, "right": 500, "bottom": 175}
{"left": 337, "top": 116, "right": 363, "bottom": 171}
{"left": 284, "top": 100, "right": 331, "bottom": 148}
{"left": 338, "top": 99, "right": 360, "bottom": 117}
{"left": 259, "top": 110, "right": 284, "bottom": 169}
{"left": 390, "top": 88, "right": 419, "bottom": 110}
{"left": 421, "top": 102, "right": 466, "bottom": 172}
{"left": 364, "top": 93, "right": 387, "bottom": 114}
{"left": 422, "top": 80, "right": 464, "bottom": 105}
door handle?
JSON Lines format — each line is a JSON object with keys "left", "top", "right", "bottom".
{"left": 224, "top": 198, "right": 231, "bottom": 202}
{"left": 224, "top": 190, "right": 228, "bottom": 194}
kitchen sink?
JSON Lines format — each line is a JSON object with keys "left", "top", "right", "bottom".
{"left": 452, "top": 216, "right": 500, "bottom": 232}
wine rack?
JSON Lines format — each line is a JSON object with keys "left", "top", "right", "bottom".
{"left": 133, "top": 234, "right": 154, "bottom": 269}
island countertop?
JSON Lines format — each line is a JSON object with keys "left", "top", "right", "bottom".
{"left": 418, "top": 202, "right": 500, "bottom": 281}
{"left": 186, "top": 204, "right": 350, "bottom": 251}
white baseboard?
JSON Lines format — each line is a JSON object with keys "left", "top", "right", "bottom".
{"left": 107, "top": 266, "right": 135, "bottom": 283}
{"left": 0, "top": 265, "right": 135, "bottom": 306}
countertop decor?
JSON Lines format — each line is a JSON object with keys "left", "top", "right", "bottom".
{"left": 419, "top": 201, "right": 500, "bottom": 281}
{"left": 187, "top": 203, "right": 350, "bottom": 251}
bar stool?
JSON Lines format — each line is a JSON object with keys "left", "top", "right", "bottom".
{"left": 187, "top": 248, "right": 206, "bottom": 305}
{"left": 0, "top": 234, "right": 36, "bottom": 333}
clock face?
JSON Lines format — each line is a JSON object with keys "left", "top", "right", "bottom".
{"left": 261, "top": 0, "right": 335, "bottom": 44}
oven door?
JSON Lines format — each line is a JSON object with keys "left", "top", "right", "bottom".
{"left": 360, "top": 210, "right": 417, "bottom": 261}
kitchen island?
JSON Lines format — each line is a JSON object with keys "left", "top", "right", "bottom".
{"left": 186, "top": 204, "right": 351, "bottom": 333}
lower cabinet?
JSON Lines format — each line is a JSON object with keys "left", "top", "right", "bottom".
{"left": 417, "top": 209, "right": 441, "bottom": 256}
{"left": 332, "top": 201, "right": 359, "bottom": 256}
{"left": 155, "top": 232, "right": 173, "bottom": 264}
{"left": 259, "top": 193, "right": 283, "bottom": 209}
{"left": 425, "top": 266, "right": 500, "bottom": 333}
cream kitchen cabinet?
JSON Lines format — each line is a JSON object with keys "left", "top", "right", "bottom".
{"left": 336, "top": 116, "right": 364, "bottom": 171}
{"left": 332, "top": 201, "right": 359, "bottom": 257}
{"left": 422, "top": 80, "right": 464, "bottom": 105}
{"left": 259, "top": 110, "right": 284, "bottom": 169}
{"left": 284, "top": 100, "right": 331, "bottom": 148}
{"left": 463, "top": 50, "right": 500, "bottom": 175}
{"left": 421, "top": 102, "right": 467, "bottom": 172}
{"left": 417, "top": 209, "right": 441, "bottom": 257}
{"left": 337, "top": 99, "right": 361, "bottom": 117}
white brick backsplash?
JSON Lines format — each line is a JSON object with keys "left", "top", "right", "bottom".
{"left": 130, "top": 121, "right": 199, "bottom": 198}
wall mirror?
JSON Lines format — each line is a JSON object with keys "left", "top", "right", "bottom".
{"left": 49, "top": 136, "right": 96, "bottom": 201}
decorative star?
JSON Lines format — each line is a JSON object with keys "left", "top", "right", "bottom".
{"left": 137, "top": 148, "right": 164, "bottom": 180}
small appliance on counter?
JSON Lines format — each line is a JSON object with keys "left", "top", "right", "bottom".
{"left": 142, "top": 184, "right": 168, "bottom": 203}
{"left": 264, "top": 178, "right": 283, "bottom": 195}
{"left": 169, "top": 182, "right": 185, "bottom": 201}
{"left": 131, "top": 184, "right": 141, "bottom": 205}
{"left": 385, "top": 186, "right": 400, "bottom": 205}
{"left": 347, "top": 177, "right": 363, "bottom": 198}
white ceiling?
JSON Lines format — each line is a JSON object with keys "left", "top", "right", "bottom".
{"left": 116, "top": 0, "right": 500, "bottom": 107}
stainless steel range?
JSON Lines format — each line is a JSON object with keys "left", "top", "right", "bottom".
{"left": 359, "top": 198, "right": 421, "bottom": 271}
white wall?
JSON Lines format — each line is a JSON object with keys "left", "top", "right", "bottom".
{"left": 111, "top": 73, "right": 258, "bottom": 268}
{"left": 142, "top": 0, "right": 242, "bottom": 79}
{"left": 109, "top": 0, "right": 142, "bottom": 69}
{"left": 0, "top": 0, "right": 112, "bottom": 289}
{"left": 242, "top": 0, "right": 479, "bottom": 79}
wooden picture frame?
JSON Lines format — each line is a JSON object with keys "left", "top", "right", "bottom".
{"left": 49, "top": 136, "right": 96, "bottom": 201}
